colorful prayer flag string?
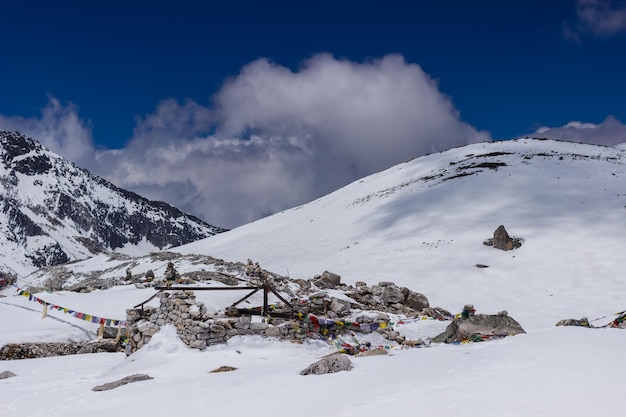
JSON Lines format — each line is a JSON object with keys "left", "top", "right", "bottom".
{"left": 14, "top": 287, "right": 126, "bottom": 327}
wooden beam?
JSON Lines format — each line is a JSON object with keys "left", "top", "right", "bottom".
{"left": 153, "top": 286, "right": 256, "bottom": 291}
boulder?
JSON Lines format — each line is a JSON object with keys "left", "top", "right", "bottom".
{"left": 485, "top": 225, "right": 523, "bottom": 251}
{"left": 300, "top": 353, "right": 353, "bottom": 375}
{"left": 401, "top": 288, "right": 429, "bottom": 311}
{"left": 313, "top": 271, "right": 341, "bottom": 289}
{"left": 432, "top": 313, "right": 526, "bottom": 343}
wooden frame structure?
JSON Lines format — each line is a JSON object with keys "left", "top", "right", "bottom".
{"left": 133, "top": 279, "right": 294, "bottom": 318}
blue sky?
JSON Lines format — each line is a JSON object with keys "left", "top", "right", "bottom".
{"left": 1, "top": 0, "right": 626, "bottom": 228}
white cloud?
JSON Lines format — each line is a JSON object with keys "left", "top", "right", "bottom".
{"left": 96, "top": 54, "right": 489, "bottom": 228}
{"left": 1, "top": 54, "right": 490, "bottom": 228}
{"left": 0, "top": 97, "right": 95, "bottom": 167}
{"left": 569, "top": 0, "right": 626, "bottom": 38}
{"left": 534, "top": 115, "right": 626, "bottom": 146}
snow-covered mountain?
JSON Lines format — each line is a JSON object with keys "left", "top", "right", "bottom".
{"left": 0, "top": 130, "right": 226, "bottom": 276}
{"left": 3, "top": 137, "right": 626, "bottom": 417}
{"left": 23, "top": 137, "right": 626, "bottom": 329}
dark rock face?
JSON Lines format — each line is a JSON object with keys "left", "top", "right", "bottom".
{"left": 0, "top": 131, "right": 227, "bottom": 272}
{"left": 432, "top": 313, "right": 526, "bottom": 343}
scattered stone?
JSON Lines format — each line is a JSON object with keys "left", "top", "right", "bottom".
{"left": 300, "top": 353, "right": 353, "bottom": 375}
{"left": 432, "top": 313, "right": 526, "bottom": 344}
{"left": 0, "top": 370, "right": 17, "bottom": 379}
{"left": 210, "top": 366, "right": 237, "bottom": 373}
{"left": 475, "top": 264, "right": 490, "bottom": 268}
{"left": 555, "top": 317, "right": 591, "bottom": 327}
{"left": 92, "top": 374, "right": 153, "bottom": 391}
{"left": 329, "top": 297, "right": 352, "bottom": 315}
{"left": 356, "top": 347, "right": 387, "bottom": 357}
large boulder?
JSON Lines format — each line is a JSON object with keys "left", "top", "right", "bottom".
{"left": 484, "top": 225, "right": 523, "bottom": 251}
{"left": 300, "top": 353, "right": 353, "bottom": 375}
{"left": 432, "top": 313, "right": 525, "bottom": 343}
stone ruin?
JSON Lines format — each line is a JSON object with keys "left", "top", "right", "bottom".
{"left": 123, "top": 269, "right": 455, "bottom": 354}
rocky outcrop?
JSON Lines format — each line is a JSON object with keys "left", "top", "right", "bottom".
{"left": 0, "top": 130, "right": 227, "bottom": 274}
{"left": 432, "top": 312, "right": 525, "bottom": 343}
{"left": 300, "top": 353, "right": 353, "bottom": 375}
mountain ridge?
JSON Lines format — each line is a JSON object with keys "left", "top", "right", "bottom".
{"left": 0, "top": 130, "right": 226, "bottom": 276}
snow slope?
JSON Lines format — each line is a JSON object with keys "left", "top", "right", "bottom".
{"left": 177, "top": 138, "right": 626, "bottom": 331}
{"left": 2, "top": 138, "right": 626, "bottom": 417}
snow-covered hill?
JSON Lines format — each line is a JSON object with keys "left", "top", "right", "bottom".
{"left": 0, "top": 131, "right": 226, "bottom": 276}
{"left": 2, "top": 137, "right": 626, "bottom": 417}
{"left": 175, "top": 138, "right": 626, "bottom": 330}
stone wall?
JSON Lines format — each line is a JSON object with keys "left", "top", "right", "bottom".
{"left": 0, "top": 340, "right": 120, "bottom": 360}
{"left": 124, "top": 290, "right": 400, "bottom": 354}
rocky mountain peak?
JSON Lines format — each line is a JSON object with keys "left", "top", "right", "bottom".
{"left": 0, "top": 130, "right": 227, "bottom": 275}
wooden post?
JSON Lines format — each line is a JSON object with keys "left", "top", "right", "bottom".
{"left": 263, "top": 285, "right": 269, "bottom": 316}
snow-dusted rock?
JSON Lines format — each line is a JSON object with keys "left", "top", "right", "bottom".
{"left": 300, "top": 353, "right": 353, "bottom": 375}
{"left": 432, "top": 313, "right": 526, "bottom": 343}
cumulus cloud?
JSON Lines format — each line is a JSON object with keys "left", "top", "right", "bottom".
{"left": 566, "top": 0, "right": 626, "bottom": 39}
{"left": 535, "top": 115, "right": 626, "bottom": 146}
{"left": 96, "top": 54, "right": 489, "bottom": 227}
{"left": 1, "top": 54, "right": 490, "bottom": 228}
{"left": 0, "top": 97, "right": 95, "bottom": 167}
